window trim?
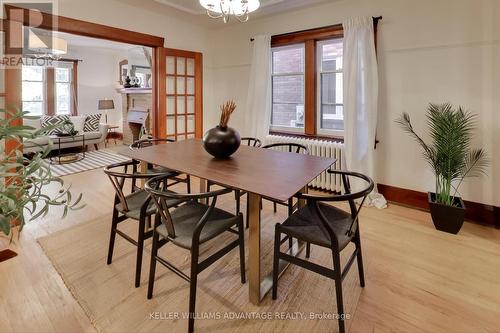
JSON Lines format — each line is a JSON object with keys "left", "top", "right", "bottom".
{"left": 21, "top": 60, "right": 78, "bottom": 116}
{"left": 269, "top": 18, "right": 380, "bottom": 139}
{"left": 271, "top": 24, "right": 344, "bottom": 138}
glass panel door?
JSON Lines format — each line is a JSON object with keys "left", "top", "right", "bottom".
{"left": 162, "top": 48, "right": 202, "bottom": 141}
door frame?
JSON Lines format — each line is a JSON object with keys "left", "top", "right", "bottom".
{"left": 2, "top": 4, "right": 165, "bottom": 145}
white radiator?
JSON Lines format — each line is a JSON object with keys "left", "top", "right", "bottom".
{"left": 265, "top": 135, "right": 344, "bottom": 192}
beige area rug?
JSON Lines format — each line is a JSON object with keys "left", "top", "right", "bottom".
{"left": 37, "top": 212, "right": 364, "bottom": 333}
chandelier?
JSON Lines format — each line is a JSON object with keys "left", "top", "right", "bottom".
{"left": 199, "top": 0, "right": 260, "bottom": 23}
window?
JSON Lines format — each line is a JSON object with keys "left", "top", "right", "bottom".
{"left": 271, "top": 44, "right": 305, "bottom": 132}
{"left": 270, "top": 25, "right": 345, "bottom": 138}
{"left": 55, "top": 68, "right": 71, "bottom": 115}
{"left": 21, "top": 62, "right": 76, "bottom": 116}
{"left": 317, "top": 39, "right": 343, "bottom": 135}
{"left": 22, "top": 66, "right": 45, "bottom": 115}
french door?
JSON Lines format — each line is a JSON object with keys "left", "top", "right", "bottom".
{"left": 157, "top": 48, "right": 203, "bottom": 140}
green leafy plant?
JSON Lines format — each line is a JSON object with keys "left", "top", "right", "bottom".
{"left": 396, "top": 103, "right": 488, "bottom": 206}
{"left": 60, "top": 119, "right": 78, "bottom": 136}
{"left": 1, "top": 108, "right": 84, "bottom": 239}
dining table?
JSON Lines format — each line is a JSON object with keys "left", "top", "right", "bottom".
{"left": 120, "top": 138, "right": 335, "bottom": 305}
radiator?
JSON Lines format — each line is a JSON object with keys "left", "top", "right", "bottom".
{"left": 265, "top": 135, "right": 344, "bottom": 192}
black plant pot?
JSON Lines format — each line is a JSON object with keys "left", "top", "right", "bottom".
{"left": 203, "top": 126, "right": 241, "bottom": 159}
{"left": 428, "top": 192, "right": 465, "bottom": 234}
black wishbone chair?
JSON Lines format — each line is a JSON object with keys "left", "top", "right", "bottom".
{"left": 261, "top": 142, "right": 310, "bottom": 218}
{"left": 145, "top": 176, "right": 246, "bottom": 333}
{"left": 272, "top": 170, "right": 374, "bottom": 333}
{"left": 240, "top": 137, "right": 262, "bottom": 147}
{"left": 104, "top": 160, "right": 182, "bottom": 288}
{"left": 207, "top": 137, "right": 262, "bottom": 225}
{"left": 129, "top": 138, "right": 191, "bottom": 193}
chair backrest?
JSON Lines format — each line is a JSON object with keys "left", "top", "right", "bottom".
{"left": 262, "top": 142, "right": 309, "bottom": 154}
{"left": 145, "top": 176, "right": 232, "bottom": 239}
{"left": 104, "top": 160, "right": 166, "bottom": 212}
{"left": 241, "top": 137, "right": 262, "bottom": 147}
{"left": 129, "top": 138, "right": 176, "bottom": 150}
{"left": 296, "top": 170, "right": 374, "bottom": 246}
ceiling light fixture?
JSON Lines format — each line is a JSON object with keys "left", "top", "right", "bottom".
{"left": 199, "top": 0, "right": 260, "bottom": 23}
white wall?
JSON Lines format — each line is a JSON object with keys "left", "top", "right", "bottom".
{"left": 206, "top": 0, "right": 500, "bottom": 207}
{"left": 65, "top": 45, "right": 124, "bottom": 129}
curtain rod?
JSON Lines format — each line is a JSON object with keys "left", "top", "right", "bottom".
{"left": 250, "top": 16, "right": 382, "bottom": 42}
{"left": 23, "top": 56, "right": 83, "bottom": 63}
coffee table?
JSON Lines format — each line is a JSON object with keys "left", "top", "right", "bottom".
{"left": 49, "top": 134, "right": 86, "bottom": 165}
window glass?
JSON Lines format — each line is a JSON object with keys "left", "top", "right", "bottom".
{"left": 271, "top": 44, "right": 305, "bottom": 131}
{"left": 318, "top": 39, "right": 344, "bottom": 133}
{"left": 55, "top": 67, "right": 71, "bottom": 115}
{"left": 22, "top": 66, "right": 44, "bottom": 115}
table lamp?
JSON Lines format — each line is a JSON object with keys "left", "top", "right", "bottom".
{"left": 98, "top": 99, "right": 115, "bottom": 124}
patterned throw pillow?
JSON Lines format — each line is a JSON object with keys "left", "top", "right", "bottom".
{"left": 41, "top": 115, "right": 70, "bottom": 135}
{"left": 83, "top": 113, "right": 101, "bottom": 132}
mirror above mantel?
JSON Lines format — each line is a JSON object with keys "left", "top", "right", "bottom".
{"left": 119, "top": 46, "right": 153, "bottom": 89}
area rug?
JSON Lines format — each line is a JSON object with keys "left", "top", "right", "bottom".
{"left": 46, "top": 150, "right": 130, "bottom": 177}
{"left": 37, "top": 213, "right": 363, "bottom": 333}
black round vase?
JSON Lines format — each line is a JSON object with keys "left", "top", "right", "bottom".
{"left": 203, "top": 126, "right": 241, "bottom": 159}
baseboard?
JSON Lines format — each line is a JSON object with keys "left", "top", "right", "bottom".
{"left": 378, "top": 184, "right": 500, "bottom": 228}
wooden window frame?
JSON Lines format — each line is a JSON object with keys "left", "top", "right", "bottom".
{"left": 270, "top": 18, "right": 381, "bottom": 140}
{"left": 21, "top": 60, "right": 78, "bottom": 116}
{"left": 271, "top": 24, "right": 344, "bottom": 139}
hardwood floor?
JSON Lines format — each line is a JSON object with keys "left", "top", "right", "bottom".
{"left": 1, "top": 160, "right": 500, "bottom": 332}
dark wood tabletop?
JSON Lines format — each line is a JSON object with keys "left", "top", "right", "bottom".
{"left": 120, "top": 139, "right": 335, "bottom": 202}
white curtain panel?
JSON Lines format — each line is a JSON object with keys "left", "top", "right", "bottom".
{"left": 343, "top": 17, "right": 386, "bottom": 209}
{"left": 245, "top": 35, "right": 272, "bottom": 141}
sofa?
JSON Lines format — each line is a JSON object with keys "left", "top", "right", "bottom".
{"left": 23, "top": 115, "right": 109, "bottom": 154}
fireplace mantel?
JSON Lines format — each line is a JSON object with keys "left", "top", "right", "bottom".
{"left": 119, "top": 89, "right": 152, "bottom": 144}
{"left": 116, "top": 87, "right": 152, "bottom": 94}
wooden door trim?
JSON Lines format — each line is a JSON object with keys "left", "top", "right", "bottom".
{"left": 4, "top": 5, "right": 164, "bottom": 47}
{"left": 194, "top": 53, "right": 203, "bottom": 138}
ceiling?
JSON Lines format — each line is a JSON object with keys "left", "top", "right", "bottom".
{"left": 154, "top": 0, "right": 332, "bottom": 19}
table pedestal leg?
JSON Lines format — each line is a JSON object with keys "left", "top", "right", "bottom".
{"left": 140, "top": 161, "right": 148, "bottom": 187}
{"left": 248, "top": 192, "right": 262, "bottom": 304}
{"left": 248, "top": 186, "right": 309, "bottom": 305}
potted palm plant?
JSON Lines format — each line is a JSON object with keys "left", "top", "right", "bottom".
{"left": 1, "top": 108, "right": 83, "bottom": 260}
{"left": 397, "top": 103, "right": 488, "bottom": 234}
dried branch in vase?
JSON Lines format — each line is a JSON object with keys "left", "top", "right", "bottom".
{"left": 219, "top": 100, "right": 237, "bottom": 128}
